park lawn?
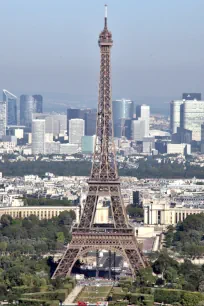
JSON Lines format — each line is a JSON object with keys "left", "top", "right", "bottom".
{"left": 76, "top": 286, "right": 112, "bottom": 303}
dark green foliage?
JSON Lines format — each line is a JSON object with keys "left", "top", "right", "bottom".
{"left": 22, "top": 288, "right": 69, "bottom": 301}
{"left": 1, "top": 159, "right": 204, "bottom": 178}
{"left": 0, "top": 212, "right": 75, "bottom": 302}
{"left": 126, "top": 204, "right": 144, "bottom": 219}
{"left": 24, "top": 198, "right": 73, "bottom": 207}
{"left": 130, "top": 293, "right": 154, "bottom": 304}
{"left": 0, "top": 160, "right": 92, "bottom": 177}
{"left": 19, "top": 299, "right": 59, "bottom": 306}
{"left": 151, "top": 252, "right": 204, "bottom": 292}
{"left": 154, "top": 288, "right": 204, "bottom": 306}
{"left": 165, "top": 214, "right": 204, "bottom": 257}
{"left": 154, "top": 288, "right": 182, "bottom": 304}
{"left": 152, "top": 251, "right": 179, "bottom": 275}
{"left": 0, "top": 211, "right": 75, "bottom": 255}
{"left": 135, "top": 267, "right": 156, "bottom": 287}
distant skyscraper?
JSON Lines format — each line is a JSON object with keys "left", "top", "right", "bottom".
{"left": 33, "top": 95, "right": 43, "bottom": 113}
{"left": 136, "top": 104, "right": 150, "bottom": 136}
{"left": 172, "top": 127, "right": 192, "bottom": 144}
{"left": 180, "top": 100, "right": 204, "bottom": 141}
{"left": 32, "top": 119, "right": 45, "bottom": 155}
{"left": 131, "top": 119, "right": 146, "bottom": 141}
{"left": 82, "top": 135, "right": 96, "bottom": 153}
{"left": 124, "top": 119, "right": 132, "bottom": 139}
{"left": 20, "top": 95, "right": 43, "bottom": 128}
{"left": 3, "top": 89, "right": 17, "bottom": 125}
{"left": 85, "top": 110, "right": 97, "bottom": 136}
{"left": 182, "top": 93, "right": 201, "bottom": 101}
{"left": 112, "top": 99, "right": 133, "bottom": 137}
{"left": 170, "top": 100, "right": 184, "bottom": 134}
{"left": 52, "top": 114, "right": 67, "bottom": 136}
{"left": 0, "top": 101, "right": 6, "bottom": 138}
{"left": 69, "top": 119, "right": 85, "bottom": 145}
{"left": 67, "top": 108, "right": 84, "bottom": 135}
{"left": 33, "top": 113, "right": 67, "bottom": 136}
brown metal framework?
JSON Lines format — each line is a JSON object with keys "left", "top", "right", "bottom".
{"left": 52, "top": 6, "right": 147, "bottom": 279}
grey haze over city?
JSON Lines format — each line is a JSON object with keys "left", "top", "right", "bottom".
{"left": 1, "top": 0, "right": 204, "bottom": 114}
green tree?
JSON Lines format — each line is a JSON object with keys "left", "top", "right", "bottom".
{"left": 152, "top": 251, "right": 178, "bottom": 276}
{"left": 0, "top": 283, "right": 7, "bottom": 300}
{"left": 1, "top": 214, "right": 12, "bottom": 227}
{"left": 0, "top": 241, "right": 7, "bottom": 253}
{"left": 164, "top": 267, "right": 178, "bottom": 283}
{"left": 181, "top": 291, "right": 203, "bottom": 306}
{"left": 58, "top": 211, "right": 76, "bottom": 226}
{"left": 56, "top": 232, "right": 65, "bottom": 243}
{"left": 136, "top": 267, "right": 156, "bottom": 287}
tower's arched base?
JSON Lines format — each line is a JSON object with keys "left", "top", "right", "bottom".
{"left": 52, "top": 228, "right": 147, "bottom": 279}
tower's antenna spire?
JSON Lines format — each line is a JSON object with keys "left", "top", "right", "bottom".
{"left": 105, "top": 4, "right": 108, "bottom": 28}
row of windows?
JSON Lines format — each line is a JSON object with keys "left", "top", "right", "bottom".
{"left": 175, "top": 211, "right": 200, "bottom": 223}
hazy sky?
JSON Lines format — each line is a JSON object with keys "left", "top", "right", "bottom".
{"left": 1, "top": 0, "right": 204, "bottom": 111}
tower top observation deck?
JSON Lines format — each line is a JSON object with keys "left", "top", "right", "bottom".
{"left": 98, "top": 5, "right": 113, "bottom": 47}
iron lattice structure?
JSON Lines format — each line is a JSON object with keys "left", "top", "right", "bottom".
{"left": 52, "top": 6, "right": 147, "bottom": 279}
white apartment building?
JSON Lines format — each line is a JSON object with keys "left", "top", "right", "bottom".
{"left": 32, "top": 119, "right": 45, "bottom": 155}
{"left": 136, "top": 104, "right": 150, "bottom": 136}
{"left": 69, "top": 119, "right": 85, "bottom": 145}
{"left": 131, "top": 119, "right": 146, "bottom": 141}
{"left": 170, "top": 100, "right": 183, "bottom": 134}
{"left": 180, "top": 100, "right": 204, "bottom": 141}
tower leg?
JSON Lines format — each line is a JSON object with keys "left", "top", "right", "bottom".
{"left": 52, "top": 247, "right": 81, "bottom": 279}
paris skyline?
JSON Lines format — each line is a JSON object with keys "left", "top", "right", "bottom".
{"left": 0, "top": 0, "right": 204, "bottom": 112}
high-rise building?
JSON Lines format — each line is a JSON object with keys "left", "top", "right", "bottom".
{"left": 33, "top": 95, "right": 43, "bottom": 113}
{"left": 33, "top": 113, "right": 53, "bottom": 133}
{"left": 32, "top": 119, "right": 45, "bottom": 155}
{"left": 52, "top": 114, "right": 67, "bottom": 136}
{"left": 82, "top": 135, "right": 96, "bottom": 153}
{"left": 0, "top": 102, "right": 6, "bottom": 138}
{"left": 136, "top": 104, "right": 150, "bottom": 136}
{"left": 142, "top": 136, "right": 155, "bottom": 153}
{"left": 33, "top": 113, "right": 67, "bottom": 136}
{"left": 67, "top": 108, "right": 84, "bottom": 135}
{"left": 3, "top": 89, "right": 17, "bottom": 125}
{"left": 180, "top": 100, "right": 204, "bottom": 141}
{"left": 112, "top": 99, "right": 133, "bottom": 137}
{"left": 85, "top": 110, "right": 97, "bottom": 136}
{"left": 124, "top": 119, "right": 132, "bottom": 139}
{"left": 131, "top": 119, "right": 146, "bottom": 141}
{"left": 182, "top": 93, "right": 201, "bottom": 101}
{"left": 20, "top": 95, "right": 43, "bottom": 128}
{"left": 69, "top": 119, "right": 84, "bottom": 145}
{"left": 170, "top": 100, "right": 184, "bottom": 134}
{"left": 172, "top": 127, "right": 192, "bottom": 144}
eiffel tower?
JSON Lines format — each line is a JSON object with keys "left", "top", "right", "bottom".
{"left": 52, "top": 5, "right": 147, "bottom": 279}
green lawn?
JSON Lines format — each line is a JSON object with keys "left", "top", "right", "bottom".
{"left": 76, "top": 286, "right": 112, "bottom": 303}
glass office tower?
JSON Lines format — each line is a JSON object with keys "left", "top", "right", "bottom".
{"left": 3, "top": 89, "right": 17, "bottom": 125}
